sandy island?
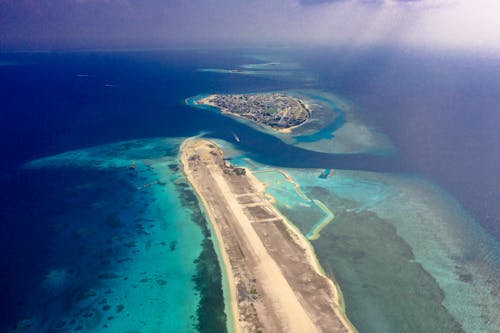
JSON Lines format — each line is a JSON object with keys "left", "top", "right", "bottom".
{"left": 181, "top": 138, "right": 356, "bottom": 333}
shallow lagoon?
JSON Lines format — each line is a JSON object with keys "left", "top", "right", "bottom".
{"left": 22, "top": 138, "right": 227, "bottom": 333}
{"left": 225, "top": 144, "right": 499, "bottom": 333}
{"left": 12, "top": 136, "right": 500, "bottom": 333}
{"left": 187, "top": 90, "right": 395, "bottom": 155}
{"left": 2, "top": 49, "right": 499, "bottom": 333}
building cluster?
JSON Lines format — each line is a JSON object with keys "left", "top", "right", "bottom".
{"left": 208, "top": 93, "right": 309, "bottom": 129}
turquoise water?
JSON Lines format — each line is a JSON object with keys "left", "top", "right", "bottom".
{"left": 18, "top": 136, "right": 500, "bottom": 333}
{"left": 25, "top": 138, "right": 227, "bottom": 333}
{"left": 287, "top": 91, "right": 395, "bottom": 155}
{"left": 3, "top": 49, "right": 499, "bottom": 333}
{"left": 224, "top": 145, "right": 499, "bottom": 333}
{"left": 187, "top": 90, "right": 396, "bottom": 155}
{"left": 290, "top": 91, "right": 346, "bottom": 142}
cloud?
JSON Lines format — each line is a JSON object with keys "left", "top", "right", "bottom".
{"left": 1, "top": 0, "right": 500, "bottom": 54}
{"left": 297, "top": 0, "right": 454, "bottom": 6}
{"left": 299, "top": 0, "right": 347, "bottom": 6}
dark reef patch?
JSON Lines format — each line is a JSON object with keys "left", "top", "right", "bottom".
{"left": 174, "top": 161, "right": 228, "bottom": 333}
{"left": 278, "top": 186, "right": 464, "bottom": 333}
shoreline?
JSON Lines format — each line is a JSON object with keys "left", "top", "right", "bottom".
{"left": 193, "top": 94, "right": 310, "bottom": 134}
{"left": 180, "top": 138, "right": 357, "bottom": 333}
{"left": 252, "top": 168, "right": 335, "bottom": 240}
{"left": 307, "top": 199, "right": 335, "bottom": 241}
{"left": 248, "top": 165, "right": 352, "bottom": 321}
{"left": 250, "top": 168, "right": 354, "bottom": 330}
{"left": 180, "top": 140, "right": 241, "bottom": 333}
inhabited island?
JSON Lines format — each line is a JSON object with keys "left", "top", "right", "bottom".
{"left": 187, "top": 90, "right": 397, "bottom": 155}
{"left": 195, "top": 93, "right": 311, "bottom": 132}
{"left": 181, "top": 138, "right": 356, "bottom": 333}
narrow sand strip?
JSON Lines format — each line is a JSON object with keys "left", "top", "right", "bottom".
{"left": 307, "top": 199, "right": 335, "bottom": 241}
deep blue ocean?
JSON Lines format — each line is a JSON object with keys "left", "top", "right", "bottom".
{"left": 1, "top": 48, "right": 499, "bottom": 332}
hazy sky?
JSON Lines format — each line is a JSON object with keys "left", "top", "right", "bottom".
{"left": 1, "top": 0, "right": 500, "bottom": 52}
